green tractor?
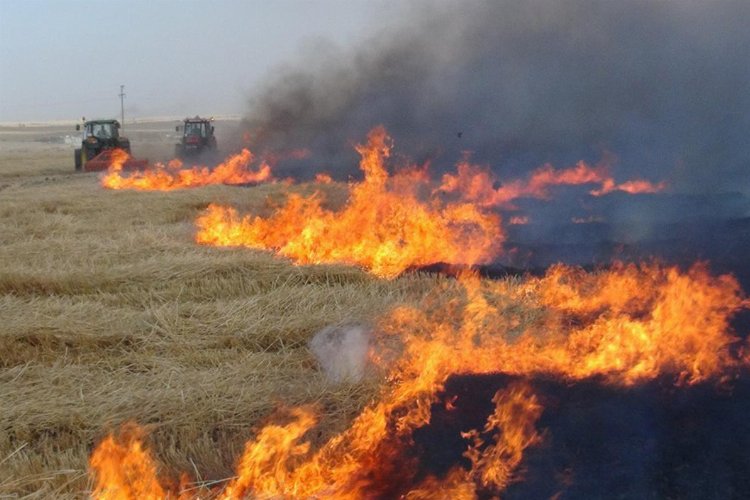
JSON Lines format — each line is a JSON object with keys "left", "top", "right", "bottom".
{"left": 74, "top": 119, "right": 132, "bottom": 171}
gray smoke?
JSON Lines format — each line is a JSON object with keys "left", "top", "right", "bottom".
{"left": 240, "top": 0, "right": 750, "bottom": 193}
{"left": 309, "top": 323, "right": 372, "bottom": 384}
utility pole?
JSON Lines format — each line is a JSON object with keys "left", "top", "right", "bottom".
{"left": 118, "top": 85, "right": 126, "bottom": 128}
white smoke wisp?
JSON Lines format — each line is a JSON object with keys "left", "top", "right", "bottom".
{"left": 309, "top": 323, "right": 372, "bottom": 384}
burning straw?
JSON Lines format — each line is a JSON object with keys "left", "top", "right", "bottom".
{"left": 101, "top": 148, "right": 272, "bottom": 191}
{"left": 89, "top": 261, "right": 748, "bottom": 498}
{"left": 193, "top": 126, "right": 666, "bottom": 279}
{"left": 195, "top": 126, "right": 503, "bottom": 279}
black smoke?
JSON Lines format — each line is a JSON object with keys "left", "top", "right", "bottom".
{"left": 239, "top": 0, "right": 750, "bottom": 193}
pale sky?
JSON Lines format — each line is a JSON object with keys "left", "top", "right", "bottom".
{"left": 0, "top": 0, "right": 394, "bottom": 122}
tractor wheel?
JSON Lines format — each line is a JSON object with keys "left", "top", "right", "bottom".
{"left": 74, "top": 149, "right": 82, "bottom": 171}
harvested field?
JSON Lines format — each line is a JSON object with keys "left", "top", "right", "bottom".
{"left": 2, "top": 123, "right": 748, "bottom": 499}
{"left": 0, "top": 124, "right": 443, "bottom": 497}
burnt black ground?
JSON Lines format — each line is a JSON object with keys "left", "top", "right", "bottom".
{"left": 417, "top": 192, "right": 750, "bottom": 307}
{"left": 412, "top": 373, "right": 750, "bottom": 500}
{"left": 500, "top": 192, "right": 750, "bottom": 288}
{"left": 405, "top": 192, "right": 750, "bottom": 498}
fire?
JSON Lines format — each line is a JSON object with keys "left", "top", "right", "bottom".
{"left": 101, "top": 149, "right": 272, "bottom": 190}
{"left": 461, "top": 383, "right": 543, "bottom": 490}
{"left": 590, "top": 177, "right": 668, "bottom": 196}
{"left": 195, "top": 126, "right": 503, "bottom": 279}
{"left": 219, "top": 407, "right": 318, "bottom": 499}
{"left": 88, "top": 424, "right": 167, "bottom": 500}
{"left": 438, "top": 159, "right": 666, "bottom": 208}
{"left": 523, "top": 262, "right": 744, "bottom": 384}
{"left": 108, "top": 148, "right": 131, "bottom": 171}
{"left": 89, "top": 261, "right": 748, "bottom": 498}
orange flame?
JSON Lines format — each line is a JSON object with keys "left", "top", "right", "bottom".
{"left": 195, "top": 127, "right": 503, "bottom": 279}
{"left": 101, "top": 149, "right": 272, "bottom": 191}
{"left": 88, "top": 424, "right": 167, "bottom": 500}
{"left": 461, "top": 382, "right": 543, "bottom": 490}
{"left": 108, "top": 148, "right": 132, "bottom": 171}
{"left": 590, "top": 178, "right": 668, "bottom": 196}
{"left": 219, "top": 407, "right": 318, "bottom": 499}
{"left": 89, "top": 261, "right": 748, "bottom": 498}
{"left": 438, "top": 160, "right": 666, "bottom": 208}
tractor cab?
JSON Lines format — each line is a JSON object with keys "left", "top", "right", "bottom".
{"left": 184, "top": 120, "right": 209, "bottom": 137}
{"left": 175, "top": 116, "right": 217, "bottom": 158}
{"left": 83, "top": 120, "right": 119, "bottom": 140}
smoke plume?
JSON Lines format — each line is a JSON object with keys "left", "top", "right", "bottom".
{"left": 240, "top": 0, "right": 750, "bottom": 193}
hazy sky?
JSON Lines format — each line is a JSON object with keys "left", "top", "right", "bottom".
{"left": 0, "top": 0, "right": 391, "bottom": 122}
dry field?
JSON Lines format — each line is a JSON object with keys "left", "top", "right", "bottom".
{"left": 4, "top": 123, "right": 745, "bottom": 499}
{"left": 0, "top": 123, "right": 449, "bottom": 497}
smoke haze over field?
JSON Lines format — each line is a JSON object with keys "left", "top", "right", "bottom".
{"left": 3, "top": 0, "right": 748, "bottom": 193}
{"left": 241, "top": 0, "right": 750, "bottom": 194}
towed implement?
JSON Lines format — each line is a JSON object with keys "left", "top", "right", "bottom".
{"left": 74, "top": 119, "right": 147, "bottom": 171}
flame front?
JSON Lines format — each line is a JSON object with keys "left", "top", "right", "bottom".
{"left": 89, "top": 261, "right": 747, "bottom": 498}
{"left": 101, "top": 149, "right": 272, "bottom": 190}
{"left": 438, "top": 159, "right": 666, "bottom": 208}
{"left": 195, "top": 126, "right": 503, "bottom": 279}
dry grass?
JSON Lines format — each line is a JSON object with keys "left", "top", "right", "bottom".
{"left": 0, "top": 132, "right": 463, "bottom": 497}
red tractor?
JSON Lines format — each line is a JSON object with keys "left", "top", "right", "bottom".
{"left": 175, "top": 116, "right": 217, "bottom": 159}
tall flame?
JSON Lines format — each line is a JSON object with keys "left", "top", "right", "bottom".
{"left": 89, "top": 262, "right": 747, "bottom": 498}
{"left": 101, "top": 149, "right": 272, "bottom": 190}
{"left": 108, "top": 148, "right": 132, "bottom": 172}
{"left": 88, "top": 424, "right": 167, "bottom": 500}
{"left": 195, "top": 126, "right": 503, "bottom": 279}
{"left": 220, "top": 407, "right": 318, "bottom": 499}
